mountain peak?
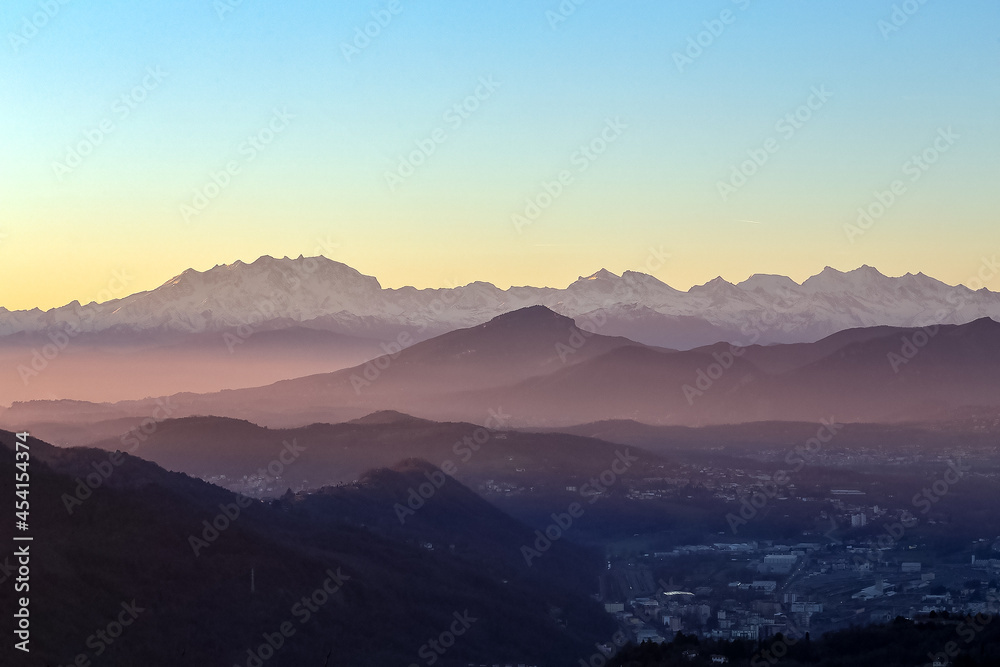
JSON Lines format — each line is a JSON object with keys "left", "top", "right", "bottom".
{"left": 738, "top": 274, "right": 800, "bottom": 292}
{"left": 849, "top": 264, "right": 888, "bottom": 279}
{"left": 161, "top": 255, "right": 382, "bottom": 289}
{"left": 961, "top": 316, "right": 1000, "bottom": 332}
{"left": 578, "top": 268, "right": 618, "bottom": 282}
{"left": 483, "top": 305, "right": 572, "bottom": 328}
{"left": 348, "top": 410, "right": 427, "bottom": 426}
{"left": 691, "top": 276, "right": 739, "bottom": 292}
{"left": 802, "top": 265, "right": 885, "bottom": 292}
{"left": 619, "top": 270, "right": 677, "bottom": 291}
{"left": 707, "top": 276, "right": 734, "bottom": 286}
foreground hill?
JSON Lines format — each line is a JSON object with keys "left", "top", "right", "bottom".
{"left": 0, "top": 431, "right": 613, "bottom": 666}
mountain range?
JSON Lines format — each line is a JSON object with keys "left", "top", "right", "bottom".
{"left": 6, "top": 258, "right": 1000, "bottom": 664}
{"left": 4, "top": 255, "right": 999, "bottom": 350}
{"left": 5, "top": 306, "right": 999, "bottom": 433}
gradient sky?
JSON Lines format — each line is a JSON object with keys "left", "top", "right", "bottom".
{"left": 2, "top": 0, "right": 998, "bottom": 309}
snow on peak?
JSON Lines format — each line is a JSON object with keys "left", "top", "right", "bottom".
{"left": 577, "top": 268, "right": 619, "bottom": 282}
{"left": 737, "top": 274, "right": 800, "bottom": 292}
{"left": 690, "top": 277, "right": 741, "bottom": 294}
{"left": 3, "top": 257, "right": 1000, "bottom": 346}
{"left": 802, "top": 265, "right": 868, "bottom": 292}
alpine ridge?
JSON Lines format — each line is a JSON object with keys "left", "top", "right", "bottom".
{"left": 2, "top": 256, "right": 998, "bottom": 349}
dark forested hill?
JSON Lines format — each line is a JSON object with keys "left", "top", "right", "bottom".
{"left": 0, "top": 431, "right": 613, "bottom": 666}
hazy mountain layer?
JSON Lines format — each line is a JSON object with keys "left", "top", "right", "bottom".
{"left": 5, "top": 307, "right": 999, "bottom": 430}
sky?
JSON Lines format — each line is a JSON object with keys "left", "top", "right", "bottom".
{"left": 2, "top": 0, "right": 998, "bottom": 310}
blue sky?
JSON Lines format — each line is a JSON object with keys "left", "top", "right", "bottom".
{"left": 2, "top": 0, "right": 998, "bottom": 308}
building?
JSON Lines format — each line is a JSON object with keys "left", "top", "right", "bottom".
{"left": 752, "top": 581, "right": 778, "bottom": 594}
{"left": 852, "top": 580, "right": 895, "bottom": 601}
{"left": 732, "top": 627, "right": 760, "bottom": 640}
{"left": 760, "top": 554, "right": 798, "bottom": 575}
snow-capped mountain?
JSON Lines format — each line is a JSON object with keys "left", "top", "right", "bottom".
{"left": 2, "top": 255, "right": 998, "bottom": 349}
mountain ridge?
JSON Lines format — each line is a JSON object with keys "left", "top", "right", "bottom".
{"left": 4, "top": 255, "right": 999, "bottom": 350}
{"left": 6, "top": 309, "right": 998, "bottom": 431}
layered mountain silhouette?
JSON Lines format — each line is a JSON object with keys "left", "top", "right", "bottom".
{"left": 6, "top": 256, "right": 999, "bottom": 403}
{"left": 0, "top": 430, "right": 613, "bottom": 666}
{"left": 4, "top": 306, "right": 999, "bottom": 432}
{"left": 70, "top": 412, "right": 656, "bottom": 496}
